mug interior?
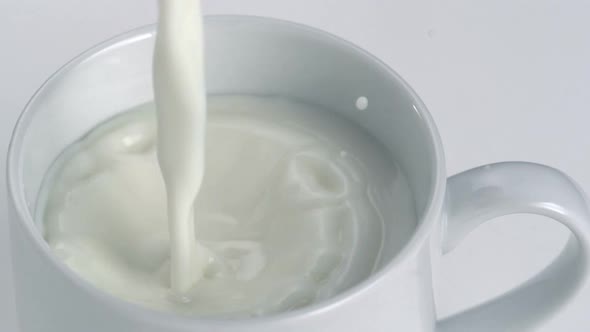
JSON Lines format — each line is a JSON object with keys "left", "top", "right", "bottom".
{"left": 8, "top": 16, "right": 443, "bottom": 317}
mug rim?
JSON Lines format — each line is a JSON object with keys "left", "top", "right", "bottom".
{"left": 6, "top": 15, "right": 447, "bottom": 326}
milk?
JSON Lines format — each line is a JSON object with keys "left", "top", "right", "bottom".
{"left": 40, "top": 0, "right": 418, "bottom": 317}
{"left": 41, "top": 96, "right": 416, "bottom": 316}
{"left": 153, "top": 0, "right": 208, "bottom": 294}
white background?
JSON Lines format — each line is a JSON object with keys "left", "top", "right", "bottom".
{"left": 1, "top": 0, "right": 589, "bottom": 331}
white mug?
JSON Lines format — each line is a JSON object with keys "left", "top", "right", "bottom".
{"left": 7, "top": 16, "right": 590, "bottom": 332}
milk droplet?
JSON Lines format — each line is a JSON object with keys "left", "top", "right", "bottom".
{"left": 355, "top": 96, "right": 368, "bottom": 111}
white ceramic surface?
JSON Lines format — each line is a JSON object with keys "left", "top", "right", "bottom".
{"left": 2, "top": 1, "right": 590, "bottom": 331}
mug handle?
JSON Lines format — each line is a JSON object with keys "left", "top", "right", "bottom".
{"left": 437, "top": 162, "right": 590, "bottom": 332}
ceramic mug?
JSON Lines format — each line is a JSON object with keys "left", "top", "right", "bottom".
{"left": 7, "top": 16, "right": 590, "bottom": 332}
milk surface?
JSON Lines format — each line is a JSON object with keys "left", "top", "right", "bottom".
{"left": 41, "top": 96, "right": 416, "bottom": 317}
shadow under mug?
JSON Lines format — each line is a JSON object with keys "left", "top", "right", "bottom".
{"left": 7, "top": 15, "right": 590, "bottom": 332}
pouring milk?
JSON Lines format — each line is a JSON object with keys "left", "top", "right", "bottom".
{"left": 153, "top": 0, "right": 209, "bottom": 295}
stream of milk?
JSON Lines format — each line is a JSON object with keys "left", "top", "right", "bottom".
{"left": 153, "top": 0, "right": 209, "bottom": 295}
